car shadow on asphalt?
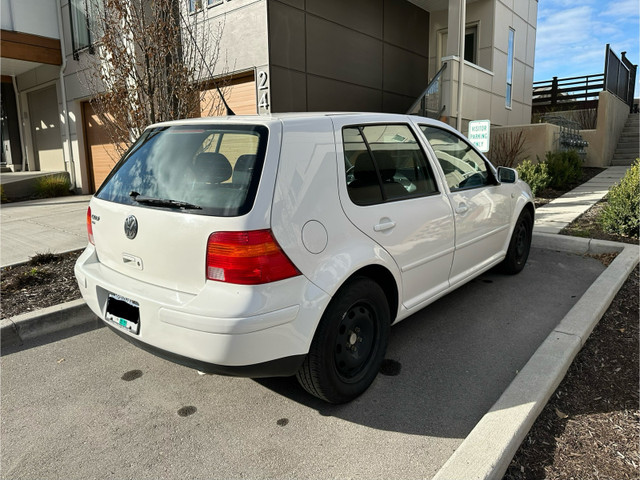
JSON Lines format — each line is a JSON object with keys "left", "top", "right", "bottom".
{"left": 256, "top": 248, "right": 606, "bottom": 439}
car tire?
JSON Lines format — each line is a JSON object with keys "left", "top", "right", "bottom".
{"left": 501, "top": 208, "right": 533, "bottom": 274}
{"left": 296, "top": 277, "right": 390, "bottom": 404}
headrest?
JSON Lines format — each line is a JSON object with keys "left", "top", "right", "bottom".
{"left": 371, "top": 151, "right": 396, "bottom": 182}
{"left": 193, "top": 152, "right": 232, "bottom": 184}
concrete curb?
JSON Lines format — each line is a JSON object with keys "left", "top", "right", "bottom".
{"left": 1, "top": 299, "right": 97, "bottom": 348}
{"left": 432, "top": 234, "right": 639, "bottom": 480}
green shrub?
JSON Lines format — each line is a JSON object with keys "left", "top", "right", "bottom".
{"left": 544, "top": 150, "right": 582, "bottom": 189}
{"left": 516, "top": 159, "right": 550, "bottom": 196}
{"left": 599, "top": 159, "right": 640, "bottom": 238}
{"left": 34, "top": 174, "right": 71, "bottom": 198}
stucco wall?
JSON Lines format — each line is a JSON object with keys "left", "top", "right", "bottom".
{"left": 581, "top": 91, "right": 631, "bottom": 167}
{"left": 1, "top": 0, "right": 60, "bottom": 38}
{"left": 488, "top": 123, "right": 560, "bottom": 166}
{"left": 432, "top": 0, "right": 537, "bottom": 128}
{"left": 488, "top": 91, "right": 631, "bottom": 168}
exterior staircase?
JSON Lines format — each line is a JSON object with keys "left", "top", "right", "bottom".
{"left": 611, "top": 113, "right": 639, "bottom": 166}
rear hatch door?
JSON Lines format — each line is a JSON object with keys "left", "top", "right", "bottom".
{"left": 90, "top": 121, "right": 279, "bottom": 294}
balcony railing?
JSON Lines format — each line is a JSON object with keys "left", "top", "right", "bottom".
{"left": 407, "top": 63, "right": 447, "bottom": 119}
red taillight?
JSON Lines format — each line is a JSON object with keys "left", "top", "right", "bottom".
{"left": 206, "top": 230, "right": 300, "bottom": 285}
{"left": 86, "top": 206, "right": 94, "bottom": 245}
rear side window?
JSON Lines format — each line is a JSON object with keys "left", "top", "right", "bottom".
{"left": 96, "top": 125, "right": 268, "bottom": 216}
{"left": 343, "top": 124, "right": 438, "bottom": 206}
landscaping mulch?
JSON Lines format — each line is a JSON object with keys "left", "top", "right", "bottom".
{"left": 0, "top": 250, "right": 82, "bottom": 319}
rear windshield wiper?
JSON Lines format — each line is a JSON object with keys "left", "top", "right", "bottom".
{"left": 129, "top": 191, "right": 202, "bottom": 210}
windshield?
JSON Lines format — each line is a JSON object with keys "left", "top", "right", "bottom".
{"left": 96, "top": 124, "right": 269, "bottom": 216}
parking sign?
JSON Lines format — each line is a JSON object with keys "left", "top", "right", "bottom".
{"left": 468, "top": 120, "right": 490, "bottom": 152}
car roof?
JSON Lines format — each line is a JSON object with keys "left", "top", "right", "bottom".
{"left": 147, "top": 112, "right": 447, "bottom": 130}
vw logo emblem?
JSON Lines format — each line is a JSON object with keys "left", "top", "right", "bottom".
{"left": 124, "top": 215, "right": 138, "bottom": 240}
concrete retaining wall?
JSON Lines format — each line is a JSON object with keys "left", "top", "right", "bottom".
{"left": 488, "top": 91, "right": 630, "bottom": 167}
{"left": 582, "top": 91, "right": 631, "bottom": 167}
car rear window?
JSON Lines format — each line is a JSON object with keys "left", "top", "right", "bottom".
{"left": 95, "top": 124, "right": 269, "bottom": 216}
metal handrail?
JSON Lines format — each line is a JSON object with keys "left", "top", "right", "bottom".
{"left": 407, "top": 63, "right": 447, "bottom": 118}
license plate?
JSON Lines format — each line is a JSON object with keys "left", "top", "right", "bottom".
{"left": 105, "top": 293, "right": 140, "bottom": 334}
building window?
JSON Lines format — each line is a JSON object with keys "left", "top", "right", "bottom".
{"left": 437, "top": 24, "right": 478, "bottom": 67}
{"left": 189, "top": 0, "right": 203, "bottom": 12}
{"left": 464, "top": 25, "right": 477, "bottom": 65}
{"left": 69, "top": 0, "right": 95, "bottom": 59}
{"left": 207, "top": 0, "right": 223, "bottom": 6}
{"left": 506, "top": 28, "right": 515, "bottom": 108}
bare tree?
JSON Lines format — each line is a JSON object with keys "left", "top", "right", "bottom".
{"left": 487, "top": 130, "right": 528, "bottom": 168}
{"left": 81, "top": 0, "right": 230, "bottom": 159}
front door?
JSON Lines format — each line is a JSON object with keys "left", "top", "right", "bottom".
{"left": 419, "top": 124, "right": 511, "bottom": 287}
{"left": 27, "top": 85, "right": 64, "bottom": 171}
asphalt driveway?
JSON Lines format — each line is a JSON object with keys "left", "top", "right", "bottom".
{"left": 1, "top": 247, "right": 606, "bottom": 479}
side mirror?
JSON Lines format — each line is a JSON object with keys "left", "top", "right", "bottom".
{"left": 497, "top": 166, "right": 518, "bottom": 184}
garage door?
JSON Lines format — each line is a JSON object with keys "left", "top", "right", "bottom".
{"left": 82, "top": 102, "right": 124, "bottom": 192}
{"left": 200, "top": 73, "right": 256, "bottom": 116}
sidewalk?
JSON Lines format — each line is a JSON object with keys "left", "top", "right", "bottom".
{"left": 534, "top": 166, "right": 630, "bottom": 234}
{"left": 0, "top": 195, "right": 91, "bottom": 267}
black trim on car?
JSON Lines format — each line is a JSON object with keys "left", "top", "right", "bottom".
{"left": 106, "top": 324, "right": 306, "bottom": 378}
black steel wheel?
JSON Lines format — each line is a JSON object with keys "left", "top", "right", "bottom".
{"left": 501, "top": 208, "right": 533, "bottom": 274}
{"left": 296, "top": 277, "right": 390, "bottom": 403}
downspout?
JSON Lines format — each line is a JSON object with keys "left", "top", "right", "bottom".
{"left": 456, "top": 0, "right": 466, "bottom": 131}
{"left": 56, "top": 0, "right": 77, "bottom": 190}
{"left": 12, "top": 77, "right": 28, "bottom": 172}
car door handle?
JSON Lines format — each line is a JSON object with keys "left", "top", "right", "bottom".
{"left": 374, "top": 221, "right": 396, "bottom": 232}
{"left": 455, "top": 203, "right": 469, "bottom": 214}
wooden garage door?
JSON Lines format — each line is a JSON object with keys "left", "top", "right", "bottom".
{"left": 82, "top": 102, "right": 124, "bottom": 192}
{"left": 200, "top": 73, "right": 256, "bottom": 116}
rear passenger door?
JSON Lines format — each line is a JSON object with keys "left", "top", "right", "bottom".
{"left": 335, "top": 120, "right": 455, "bottom": 311}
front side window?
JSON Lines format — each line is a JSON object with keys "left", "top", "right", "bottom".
{"left": 343, "top": 124, "right": 438, "bottom": 206}
{"left": 96, "top": 124, "right": 268, "bottom": 217}
{"left": 420, "top": 125, "right": 493, "bottom": 191}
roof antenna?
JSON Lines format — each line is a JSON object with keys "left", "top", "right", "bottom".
{"left": 180, "top": 10, "right": 235, "bottom": 116}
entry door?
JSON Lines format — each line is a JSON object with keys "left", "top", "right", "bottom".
{"left": 82, "top": 102, "right": 122, "bottom": 192}
{"left": 27, "top": 85, "right": 64, "bottom": 171}
{"left": 335, "top": 120, "right": 455, "bottom": 311}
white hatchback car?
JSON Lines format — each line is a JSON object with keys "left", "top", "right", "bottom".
{"left": 75, "top": 113, "right": 534, "bottom": 403}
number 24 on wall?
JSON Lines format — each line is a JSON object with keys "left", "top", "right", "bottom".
{"left": 258, "top": 71, "right": 270, "bottom": 111}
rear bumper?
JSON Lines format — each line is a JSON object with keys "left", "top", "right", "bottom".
{"left": 74, "top": 246, "right": 330, "bottom": 375}
{"left": 107, "top": 324, "right": 305, "bottom": 377}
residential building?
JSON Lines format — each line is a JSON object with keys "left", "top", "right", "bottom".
{"left": 1, "top": 0, "right": 538, "bottom": 194}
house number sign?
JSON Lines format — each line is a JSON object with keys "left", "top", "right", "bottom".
{"left": 258, "top": 70, "right": 270, "bottom": 113}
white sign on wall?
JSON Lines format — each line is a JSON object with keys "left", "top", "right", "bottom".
{"left": 468, "top": 119, "right": 491, "bottom": 152}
